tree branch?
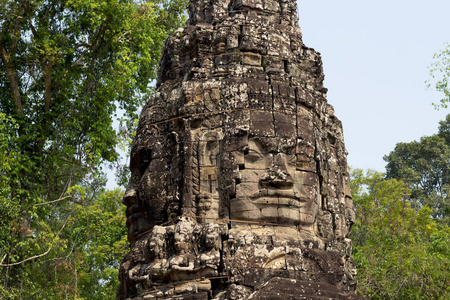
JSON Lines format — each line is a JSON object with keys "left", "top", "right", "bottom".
{"left": 0, "top": 214, "right": 71, "bottom": 267}
{"left": 32, "top": 195, "right": 72, "bottom": 207}
{"left": 73, "top": 43, "right": 92, "bottom": 51}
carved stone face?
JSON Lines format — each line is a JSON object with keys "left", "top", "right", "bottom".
{"left": 123, "top": 129, "right": 182, "bottom": 242}
{"left": 123, "top": 108, "right": 321, "bottom": 242}
{"left": 119, "top": 1, "right": 359, "bottom": 297}
{"left": 216, "top": 109, "right": 320, "bottom": 227}
{"left": 228, "top": 135, "right": 319, "bottom": 226}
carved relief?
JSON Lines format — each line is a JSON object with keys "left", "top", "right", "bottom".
{"left": 196, "top": 130, "right": 222, "bottom": 221}
{"left": 118, "top": 0, "right": 364, "bottom": 299}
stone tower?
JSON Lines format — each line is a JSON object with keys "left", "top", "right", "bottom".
{"left": 118, "top": 0, "right": 364, "bottom": 299}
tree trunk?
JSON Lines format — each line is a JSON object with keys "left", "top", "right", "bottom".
{"left": 38, "top": 61, "right": 53, "bottom": 152}
{"left": 0, "top": 12, "right": 23, "bottom": 116}
{"left": 8, "top": 67, "right": 23, "bottom": 115}
{"left": 43, "top": 62, "right": 52, "bottom": 113}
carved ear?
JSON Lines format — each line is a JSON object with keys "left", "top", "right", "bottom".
{"left": 197, "top": 130, "right": 222, "bottom": 196}
{"left": 166, "top": 131, "right": 183, "bottom": 217}
{"left": 193, "top": 130, "right": 230, "bottom": 220}
{"left": 167, "top": 131, "right": 181, "bottom": 161}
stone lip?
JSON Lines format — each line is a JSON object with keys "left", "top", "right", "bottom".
{"left": 252, "top": 196, "right": 303, "bottom": 207}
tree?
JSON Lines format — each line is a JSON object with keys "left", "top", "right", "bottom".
{"left": 384, "top": 115, "right": 450, "bottom": 224}
{"left": 428, "top": 44, "right": 450, "bottom": 109}
{"left": 1, "top": 0, "right": 187, "bottom": 187}
{"left": 350, "top": 169, "right": 450, "bottom": 299}
{"left": 0, "top": 0, "right": 187, "bottom": 297}
{"left": 1, "top": 176, "right": 128, "bottom": 299}
{"left": 72, "top": 188, "right": 128, "bottom": 299}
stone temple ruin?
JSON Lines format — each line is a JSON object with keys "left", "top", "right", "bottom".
{"left": 118, "top": 0, "right": 364, "bottom": 299}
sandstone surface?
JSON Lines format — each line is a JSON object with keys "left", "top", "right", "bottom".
{"left": 118, "top": 0, "right": 364, "bottom": 299}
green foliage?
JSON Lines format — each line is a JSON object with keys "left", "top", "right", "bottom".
{"left": 354, "top": 116, "right": 450, "bottom": 299}
{"left": 69, "top": 188, "right": 128, "bottom": 300}
{"left": 1, "top": 0, "right": 187, "bottom": 178}
{"left": 384, "top": 114, "right": 450, "bottom": 224}
{"left": 428, "top": 44, "right": 450, "bottom": 109}
{"left": 1, "top": 0, "right": 187, "bottom": 297}
{"left": 351, "top": 169, "right": 450, "bottom": 300}
{"left": 0, "top": 112, "right": 39, "bottom": 270}
{"left": 1, "top": 183, "right": 127, "bottom": 299}
{"left": 0, "top": 113, "right": 19, "bottom": 244}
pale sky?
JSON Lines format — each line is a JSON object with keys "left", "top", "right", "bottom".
{"left": 297, "top": 0, "right": 449, "bottom": 172}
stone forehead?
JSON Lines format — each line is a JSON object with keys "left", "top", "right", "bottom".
{"left": 247, "top": 136, "right": 297, "bottom": 153}
{"left": 132, "top": 108, "right": 300, "bottom": 148}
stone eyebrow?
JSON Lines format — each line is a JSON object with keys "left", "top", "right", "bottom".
{"left": 252, "top": 137, "right": 295, "bottom": 153}
{"left": 250, "top": 137, "right": 275, "bottom": 153}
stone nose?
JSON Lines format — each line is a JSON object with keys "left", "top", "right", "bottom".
{"left": 123, "top": 183, "right": 138, "bottom": 206}
{"left": 259, "top": 153, "right": 294, "bottom": 188}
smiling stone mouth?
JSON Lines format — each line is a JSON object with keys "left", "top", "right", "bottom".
{"left": 249, "top": 189, "right": 302, "bottom": 200}
{"left": 252, "top": 197, "right": 303, "bottom": 207}
{"left": 247, "top": 189, "right": 306, "bottom": 208}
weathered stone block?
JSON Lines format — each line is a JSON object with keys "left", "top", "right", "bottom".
{"left": 118, "top": 0, "right": 363, "bottom": 299}
{"left": 242, "top": 52, "right": 261, "bottom": 66}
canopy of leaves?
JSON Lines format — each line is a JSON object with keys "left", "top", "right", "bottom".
{"left": 1, "top": 0, "right": 187, "bottom": 179}
{"left": 351, "top": 169, "right": 450, "bottom": 300}
{"left": 428, "top": 44, "right": 450, "bottom": 109}
{"left": 1, "top": 183, "right": 127, "bottom": 299}
{"left": 0, "top": 0, "right": 187, "bottom": 297}
{"left": 384, "top": 114, "right": 450, "bottom": 224}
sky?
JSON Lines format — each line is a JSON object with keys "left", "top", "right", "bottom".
{"left": 297, "top": 0, "right": 450, "bottom": 172}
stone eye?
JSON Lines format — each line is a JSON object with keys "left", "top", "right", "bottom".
{"left": 245, "top": 150, "right": 263, "bottom": 163}
{"left": 139, "top": 149, "right": 152, "bottom": 176}
{"left": 288, "top": 155, "right": 297, "bottom": 167}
